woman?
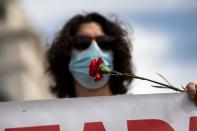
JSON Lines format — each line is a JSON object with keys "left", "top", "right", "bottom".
{"left": 46, "top": 12, "right": 197, "bottom": 104}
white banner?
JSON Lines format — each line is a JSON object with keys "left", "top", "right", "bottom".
{"left": 0, "top": 93, "right": 197, "bottom": 131}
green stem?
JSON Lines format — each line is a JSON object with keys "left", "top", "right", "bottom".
{"left": 110, "top": 71, "right": 183, "bottom": 92}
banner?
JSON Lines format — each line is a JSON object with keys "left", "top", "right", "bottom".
{"left": 0, "top": 93, "right": 197, "bottom": 131}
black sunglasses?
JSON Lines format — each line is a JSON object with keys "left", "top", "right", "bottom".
{"left": 71, "top": 36, "right": 116, "bottom": 50}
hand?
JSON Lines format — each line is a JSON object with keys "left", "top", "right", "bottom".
{"left": 185, "top": 82, "right": 197, "bottom": 105}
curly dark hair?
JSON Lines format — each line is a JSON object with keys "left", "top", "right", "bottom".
{"left": 46, "top": 12, "right": 134, "bottom": 98}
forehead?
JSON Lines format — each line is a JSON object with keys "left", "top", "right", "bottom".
{"left": 76, "top": 22, "right": 105, "bottom": 37}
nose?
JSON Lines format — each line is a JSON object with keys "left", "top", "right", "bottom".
{"left": 90, "top": 39, "right": 101, "bottom": 51}
{"left": 91, "top": 38, "right": 97, "bottom": 46}
{"left": 91, "top": 37, "right": 96, "bottom": 42}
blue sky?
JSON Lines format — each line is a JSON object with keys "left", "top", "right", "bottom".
{"left": 129, "top": 10, "right": 197, "bottom": 64}
{"left": 18, "top": 0, "right": 197, "bottom": 94}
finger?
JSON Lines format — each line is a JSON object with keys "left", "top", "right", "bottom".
{"left": 186, "top": 82, "right": 196, "bottom": 100}
{"left": 195, "top": 84, "right": 197, "bottom": 105}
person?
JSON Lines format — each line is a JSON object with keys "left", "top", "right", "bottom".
{"left": 46, "top": 12, "right": 197, "bottom": 105}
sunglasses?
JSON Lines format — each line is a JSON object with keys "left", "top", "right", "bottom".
{"left": 71, "top": 36, "right": 116, "bottom": 50}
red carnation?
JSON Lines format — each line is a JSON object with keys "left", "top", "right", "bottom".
{"left": 88, "top": 57, "right": 183, "bottom": 93}
{"left": 89, "top": 57, "right": 104, "bottom": 81}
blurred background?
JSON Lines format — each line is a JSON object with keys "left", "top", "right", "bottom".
{"left": 0, "top": 0, "right": 196, "bottom": 101}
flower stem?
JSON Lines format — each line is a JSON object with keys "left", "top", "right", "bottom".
{"left": 110, "top": 71, "right": 184, "bottom": 92}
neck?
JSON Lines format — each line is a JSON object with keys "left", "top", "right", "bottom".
{"left": 74, "top": 82, "right": 112, "bottom": 97}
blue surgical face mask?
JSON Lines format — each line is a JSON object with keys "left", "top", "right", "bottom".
{"left": 69, "top": 40, "right": 113, "bottom": 90}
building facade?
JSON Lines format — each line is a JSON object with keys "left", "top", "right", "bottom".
{"left": 0, "top": 0, "right": 53, "bottom": 101}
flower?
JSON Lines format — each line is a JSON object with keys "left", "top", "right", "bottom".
{"left": 89, "top": 57, "right": 104, "bottom": 81}
{"left": 89, "top": 57, "right": 184, "bottom": 92}
{"left": 99, "top": 64, "right": 113, "bottom": 74}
